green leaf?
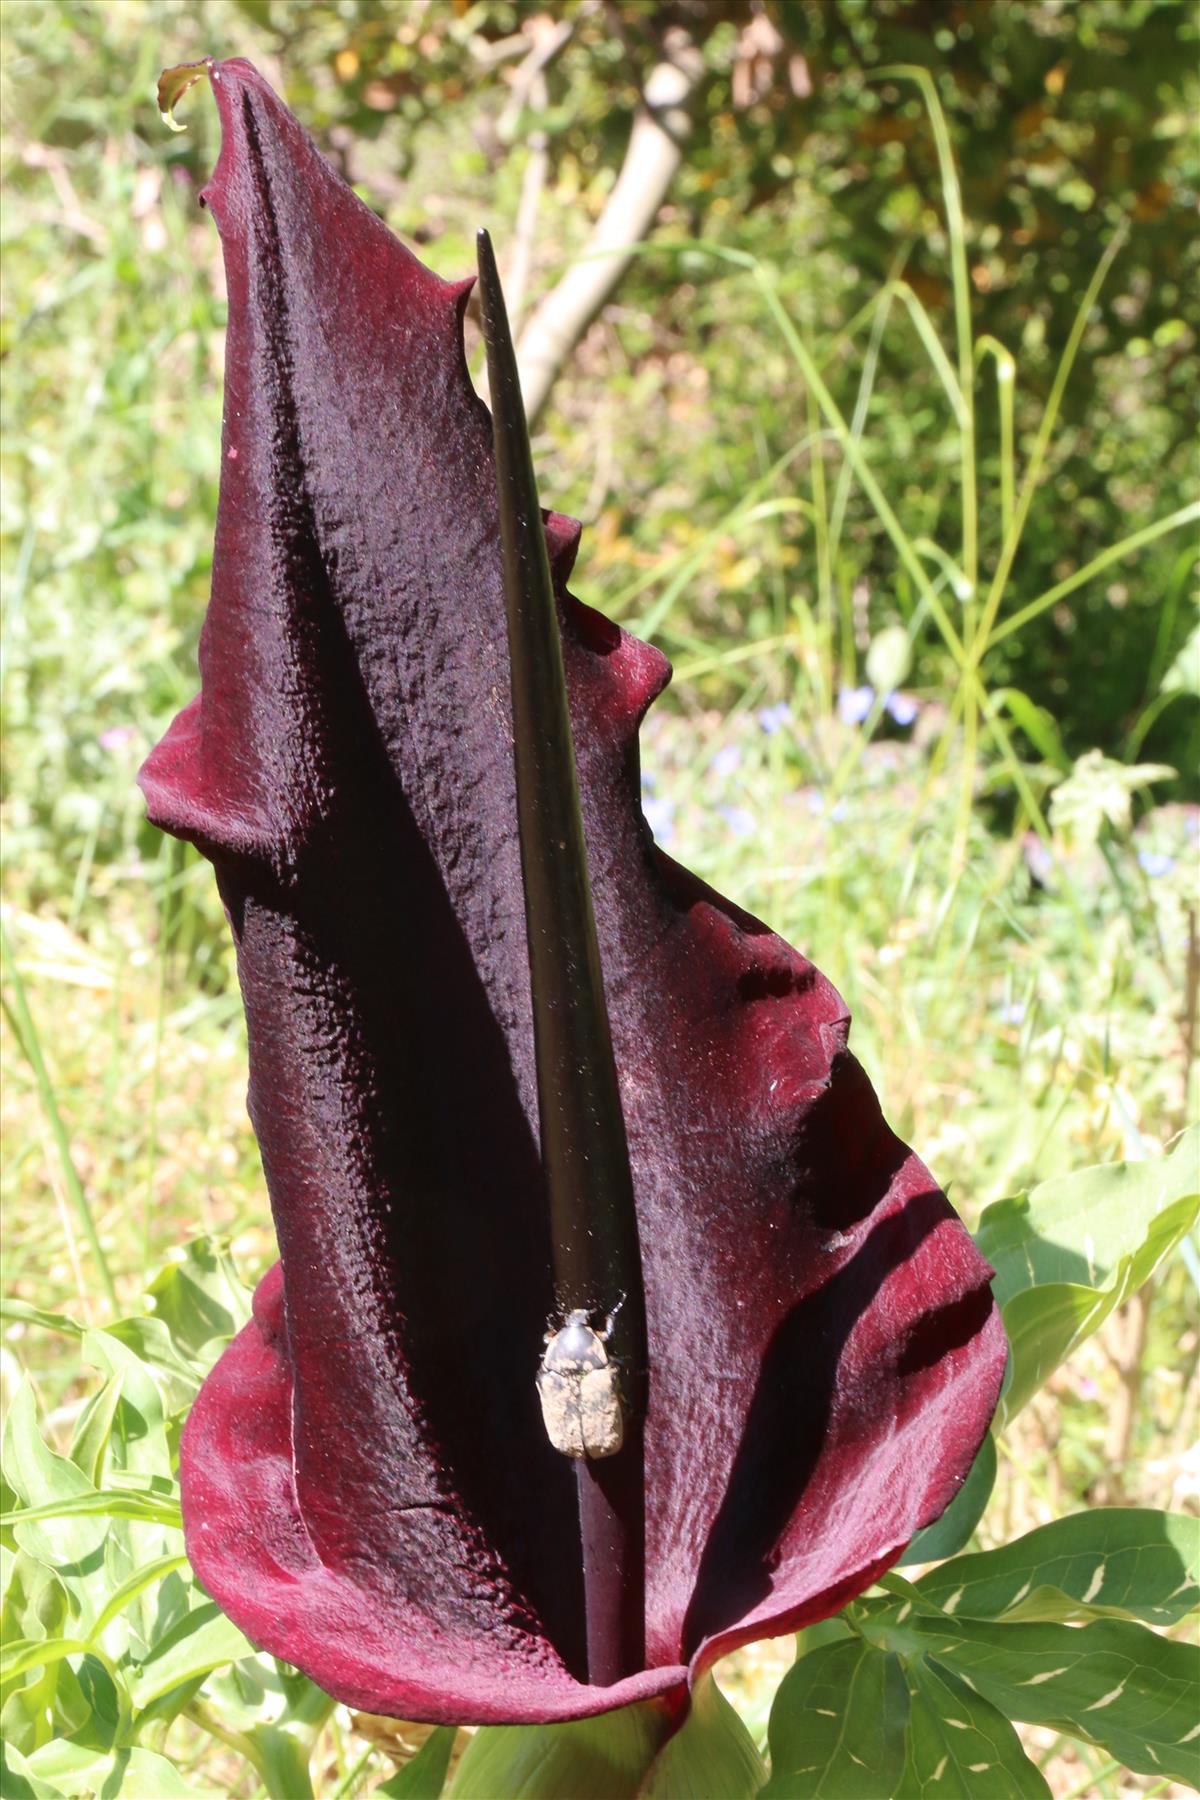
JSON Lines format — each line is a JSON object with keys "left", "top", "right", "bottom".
{"left": 904, "top": 1614, "right": 1200, "bottom": 1786}
{"left": 977, "top": 1127, "right": 1200, "bottom": 1310}
{"left": 975, "top": 1129, "right": 1200, "bottom": 1419}
{"left": 68, "top": 1374, "right": 125, "bottom": 1488}
{"left": 791, "top": 1617, "right": 852, "bottom": 1658}
{"left": 897, "top": 1434, "right": 997, "bottom": 1567}
{"left": 82, "top": 1332, "right": 170, "bottom": 1475}
{"left": 0, "top": 1301, "right": 83, "bottom": 1339}
{"left": 918, "top": 1509, "right": 1200, "bottom": 1627}
{"left": 104, "top": 1747, "right": 218, "bottom": 1798}
{"left": 0, "top": 1491, "right": 183, "bottom": 1530}
{"left": 142, "top": 1238, "right": 251, "bottom": 1366}
{"left": 81, "top": 1331, "right": 176, "bottom": 1634}
{"left": 1, "top": 1640, "right": 134, "bottom": 1754}
{"left": 0, "top": 1549, "right": 71, "bottom": 1758}
{"left": 1, "top": 1741, "right": 68, "bottom": 1800}
{"left": 1000, "top": 1196, "right": 1196, "bottom": 1420}
{"left": 449, "top": 1700, "right": 670, "bottom": 1799}
{"left": 640, "top": 1673, "right": 765, "bottom": 1798}
{"left": 1, "top": 1544, "right": 69, "bottom": 1647}
{"left": 376, "top": 1727, "right": 458, "bottom": 1799}
{"left": 128, "top": 1602, "right": 254, "bottom": 1707}
{"left": 896, "top": 1659, "right": 1050, "bottom": 1798}
{"left": 989, "top": 688, "right": 1070, "bottom": 773}
{"left": 1, "top": 1382, "right": 108, "bottom": 1589}
{"left": 1048, "top": 750, "right": 1175, "bottom": 848}
{"left": 1161, "top": 620, "right": 1200, "bottom": 696}
{"left": 23, "top": 1740, "right": 214, "bottom": 1799}
{"left": 88, "top": 1553, "right": 191, "bottom": 1645}
{"left": 251, "top": 1725, "right": 321, "bottom": 1800}
{"left": 100, "top": 1316, "right": 203, "bottom": 1396}
{"left": 73, "top": 1652, "right": 126, "bottom": 1751}
{"left": 126, "top": 1672, "right": 209, "bottom": 1744}
{"left": 1, "top": 1637, "right": 92, "bottom": 1682}
{"left": 762, "top": 1638, "right": 908, "bottom": 1798}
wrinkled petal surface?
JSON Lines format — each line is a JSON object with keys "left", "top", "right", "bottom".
{"left": 141, "top": 60, "right": 1006, "bottom": 1724}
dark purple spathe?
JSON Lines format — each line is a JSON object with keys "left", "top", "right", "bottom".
{"left": 140, "top": 59, "right": 1006, "bottom": 1725}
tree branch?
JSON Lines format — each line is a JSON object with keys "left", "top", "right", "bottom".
{"left": 515, "top": 25, "right": 703, "bottom": 426}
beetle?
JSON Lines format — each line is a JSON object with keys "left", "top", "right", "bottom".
{"left": 536, "top": 1309, "right": 625, "bottom": 1460}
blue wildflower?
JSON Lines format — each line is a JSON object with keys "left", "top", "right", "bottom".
{"left": 885, "top": 692, "right": 920, "bottom": 728}
{"left": 719, "top": 805, "right": 755, "bottom": 838}
{"left": 757, "top": 702, "right": 792, "bottom": 736}
{"left": 837, "top": 685, "right": 874, "bottom": 726}
{"left": 642, "top": 796, "right": 676, "bottom": 844}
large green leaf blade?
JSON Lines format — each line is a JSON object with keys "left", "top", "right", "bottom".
{"left": 761, "top": 1637, "right": 908, "bottom": 1798}
{"left": 999, "top": 1189, "right": 1196, "bottom": 1419}
{"left": 974, "top": 1126, "right": 1199, "bottom": 1420}
{"left": 918, "top": 1508, "right": 1200, "bottom": 1627}
{"left": 907, "top": 1615, "right": 1200, "bottom": 1786}
{"left": 976, "top": 1125, "right": 1199, "bottom": 1310}
{"left": 896, "top": 1659, "right": 1050, "bottom": 1798}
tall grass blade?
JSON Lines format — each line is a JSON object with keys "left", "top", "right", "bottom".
{"left": 973, "top": 226, "right": 1128, "bottom": 660}
{"left": 987, "top": 504, "right": 1200, "bottom": 649}
{"left": 1, "top": 913, "right": 118, "bottom": 1310}
{"left": 870, "top": 65, "right": 977, "bottom": 593}
{"left": 975, "top": 336, "right": 1016, "bottom": 541}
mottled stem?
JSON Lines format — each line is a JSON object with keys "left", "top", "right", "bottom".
{"left": 476, "top": 228, "right": 646, "bottom": 1684}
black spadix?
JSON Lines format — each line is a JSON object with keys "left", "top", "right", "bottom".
{"left": 477, "top": 229, "right": 648, "bottom": 1685}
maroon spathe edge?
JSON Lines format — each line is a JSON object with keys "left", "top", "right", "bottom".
{"left": 141, "top": 57, "right": 1008, "bottom": 1726}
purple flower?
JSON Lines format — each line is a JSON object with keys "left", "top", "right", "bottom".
{"left": 837, "top": 685, "right": 875, "bottom": 726}
{"left": 710, "top": 745, "right": 743, "bottom": 778}
{"left": 757, "top": 702, "right": 792, "bottom": 736}
{"left": 642, "top": 795, "right": 676, "bottom": 844}
{"left": 1022, "top": 832, "right": 1055, "bottom": 887}
{"left": 719, "top": 805, "right": 754, "bottom": 838}
{"left": 99, "top": 725, "right": 138, "bottom": 753}
{"left": 1138, "top": 850, "right": 1176, "bottom": 879}
{"left": 885, "top": 692, "right": 920, "bottom": 728}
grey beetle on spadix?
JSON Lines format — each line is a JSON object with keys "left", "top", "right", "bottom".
{"left": 537, "top": 1310, "right": 626, "bottom": 1460}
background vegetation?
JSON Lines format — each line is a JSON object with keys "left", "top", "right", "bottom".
{"left": 2, "top": 2, "right": 1197, "bottom": 1796}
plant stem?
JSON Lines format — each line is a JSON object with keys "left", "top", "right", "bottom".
{"left": 1, "top": 913, "right": 118, "bottom": 1311}
{"left": 476, "top": 227, "right": 647, "bottom": 1686}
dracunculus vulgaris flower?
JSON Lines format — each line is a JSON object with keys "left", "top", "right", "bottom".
{"left": 140, "top": 58, "right": 1006, "bottom": 1729}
